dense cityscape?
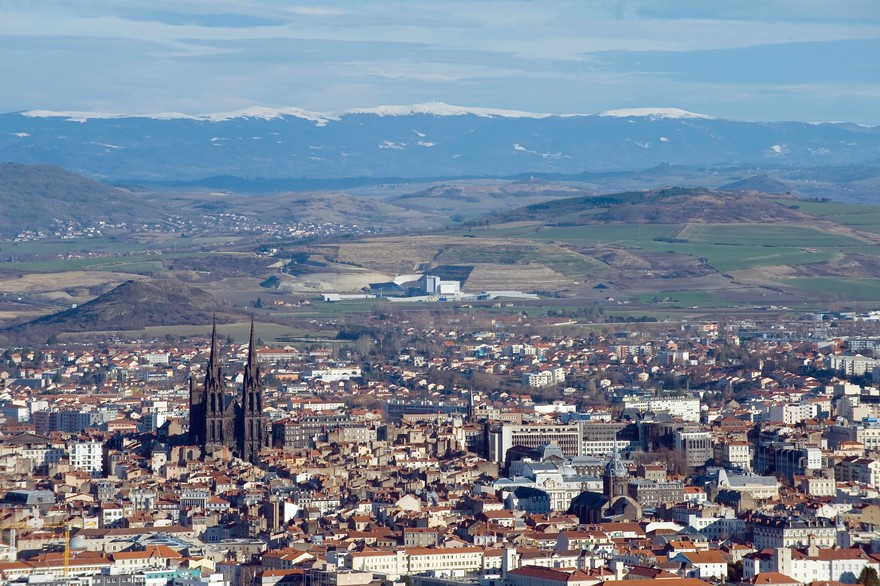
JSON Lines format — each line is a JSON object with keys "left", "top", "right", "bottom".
{"left": 2, "top": 3, "right": 878, "bottom": 586}
{"left": 4, "top": 309, "right": 880, "bottom": 585}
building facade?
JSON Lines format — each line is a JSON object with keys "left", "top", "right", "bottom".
{"left": 189, "top": 322, "right": 265, "bottom": 464}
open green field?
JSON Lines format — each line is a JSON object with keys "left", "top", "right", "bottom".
{"left": 93, "top": 260, "right": 167, "bottom": 274}
{"left": 770, "top": 199, "right": 880, "bottom": 233}
{"left": 456, "top": 223, "right": 684, "bottom": 243}
{"left": 681, "top": 224, "right": 865, "bottom": 247}
{"left": 467, "top": 221, "right": 878, "bottom": 273}
{"left": 5, "top": 252, "right": 208, "bottom": 273}
{"left": 615, "top": 240, "right": 838, "bottom": 272}
{"left": 535, "top": 250, "right": 608, "bottom": 277}
{"left": 436, "top": 241, "right": 606, "bottom": 276}
{"left": 154, "top": 235, "right": 241, "bottom": 248}
{"left": 0, "top": 232, "right": 248, "bottom": 275}
{"left": 273, "top": 301, "right": 381, "bottom": 318}
{"left": 454, "top": 223, "right": 543, "bottom": 238}
{"left": 533, "top": 226, "right": 841, "bottom": 272}
{"left": 58, "top": 321, "right": 316, "bottom": 343}
{"left": 0, "top": 237, "right": 147, "bottom": 257}
{"left": 531, "top": 224, "right": 685, "bottom": 243}
{"left": 0, "top": 235, "right": 239, "bottom": 257}
{"left": 780, "top": 278, "right": 880, "bottom": 300}
{"left": 774, "top": 199, "right": 880, "bottom": 217}
{"left": 634, "top": 289, "right": 742, "bottom": 307}
{"left": 818, "top": 213, "right": 880, "bottom": 233}
{"left": 438, "top": 244, "right": 541, "bottom": 264}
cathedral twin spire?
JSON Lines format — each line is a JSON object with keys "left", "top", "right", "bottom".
{"left": 189, "top": 319, "right": 264, "bottom": 464}
{"left": 240, "top": 320, "right": 264, "bottom": 463}
{"left": 206, "top": 320, "right": 222, "bottom": 389}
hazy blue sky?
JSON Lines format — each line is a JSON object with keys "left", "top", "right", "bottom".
{"left": 2, "top": 1, "right": 878, "bottom": 123}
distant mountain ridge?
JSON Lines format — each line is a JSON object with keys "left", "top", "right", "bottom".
{"left": 488, "top": 187, "right": 807, "bottom": 225}
{"left": 19, "top": 103, "right": 714, "bottom": 123}
{"left": 19, "top": 102, "right": 559, "bottom": 123}
{"left": 2, "top": 103, "right": 878, "bottom": 181}
{"left": 0, "top": 163, "right": 150, "bottom": 236}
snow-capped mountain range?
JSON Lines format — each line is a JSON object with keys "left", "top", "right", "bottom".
{"left": 19, "top": 104, "right": 711, "bottom": 123}
{"left": 1, "top": 103, "right": 877, "bottom": 182}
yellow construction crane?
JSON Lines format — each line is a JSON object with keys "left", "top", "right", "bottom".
{"left": 0, "top": 519, "right": 72, "bottom": 578}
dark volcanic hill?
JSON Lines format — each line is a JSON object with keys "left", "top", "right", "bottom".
{"left": 0, "top": 279, "right": 226, "bottom": 343}
{"left": 721, "top": 175, "right": 792, "bottom": 194}
{"left": 0, "top": 163, "right": 154, "bottom": 237}
{"left": 486, "top": 187, "right": 805, "bottom": 225}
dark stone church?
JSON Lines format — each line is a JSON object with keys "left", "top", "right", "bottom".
{"left": 568, "top": 446, "right": 643, "bottom": 523}
{"left": 189, "top": 321, "right": 265, "bottom": 464}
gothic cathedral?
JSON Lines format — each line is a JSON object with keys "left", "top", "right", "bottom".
{"left": 189, "top": 320, "right": 265, "bottom": 463}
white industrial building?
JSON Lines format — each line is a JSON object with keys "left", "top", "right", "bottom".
{"left": 420, "top": 274, "right": 460, "bottom": 295}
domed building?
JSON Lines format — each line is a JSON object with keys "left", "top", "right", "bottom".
{"left": 604, "top": 449, "right": 630, "bottom": 498}
{"left": 568, "top": 445, "right": 643, "bottom": 523}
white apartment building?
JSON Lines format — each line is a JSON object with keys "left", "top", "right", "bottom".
{"left": 141, "top": 401, "right": 168, "bottom": 433}
{"left": 304, "top": 367, "right": 362, "bottom": 382}
{"left": 750, "top": 516, "right": 837, "bottom": 550}
{"left": 612, "top": 345, "right": 654, "bottom": 358}
{"left": 144, "top": 352, "right": 170, "bottom": 365}
{"left": 767, "top": 402, "right": 817, "bottom": 425}
{"left": 582, "top": 439, "right": 640, "bottom": 456}
{"left": 827, "top": 354, "right": 877, "bottom": 376}
{"left": 622, "top": 397, "right": 700, "bottom": 422}
{"left": 836, "top": 457, "right": 880, "bottom": 488}
{"left": 407, "top": 547, "right": 483, "bottom": 577}
{"left": 2, "top": 441, "right": 66, "bottom": 470}
{"left": 522, "top": 368, "right": 566, "bottom": 388}
{"left": 347, "top": 550, "right": 406, "bottom": 579}
{"left": 68, "top": 440, "right": 103, "bottom": 475}
{"left": 715, "top": 441, "right": 753, "bottom": 472}
{"left": 100, "top": 503, "right": 125, "bottom": 528}
{"left": 656, "top": 350, "right": 690, "bottom": 366}
{"left": 2, "top": 401, "right": 30, "bottom": 422}
{"left": 835, "top": 395, "right": 878, "bottom": 422}
{"left": 828, "top": 423, "right": 880, "bottom": 451}
{"left": 744, "top": 544, "right": 874, "bottom": 584}
{"left": 800, "top": 476, "right": 837, "bottom": 497}
{"left": 505, "top": 344, "right": 538, "bottom": 357}
{"left": 345, "top": 547, "right": 485, "bottom": 581}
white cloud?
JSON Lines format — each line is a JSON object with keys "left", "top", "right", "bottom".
{"left": 0, "top": 1, "right": 877, "bottom": 123}
{"left": 285, "top": 6, "right": 346, "bottom": 17}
